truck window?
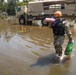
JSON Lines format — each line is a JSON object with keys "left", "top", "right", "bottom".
{"left": 17, "top": 7, "right": 21, "bottom": 12}
{"left": 49, "top": 4, "right": 61, "bottom": 9}
{"left": 61, "top": 4, "right": 65, "bottom": 9}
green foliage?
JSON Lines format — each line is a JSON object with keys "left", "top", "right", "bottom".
{"left": 0, "top": 0, "right": 34, "bottom": 16}
{"left": 7, "top": 7, "right": 16, "bottom": 16}
{"left": 0, "top": 0, "right": 4, "bottom": 3}
{"left": 16, "top": 0, "right": 34, "bottom": 6}
{"left": 0, "top": 2, "right": 8, "bottom": 12}
{"left": 16, "top": 2, "right": 27, "bottom": 6}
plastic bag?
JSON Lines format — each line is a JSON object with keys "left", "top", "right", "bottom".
{"left": 65, "top": 40, "right": 74, "bottom": 55}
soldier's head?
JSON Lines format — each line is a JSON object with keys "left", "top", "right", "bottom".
{"left": 54, "top": 11, "right": 62, "bottom": 20}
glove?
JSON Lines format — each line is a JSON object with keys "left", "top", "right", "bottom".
{"left": 69, "top": 38, "right": 72, "bottom": 43}
{"left": 69, "top": 39, "right": 74, "bottom": 43}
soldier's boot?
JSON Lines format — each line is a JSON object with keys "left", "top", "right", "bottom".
{"left": 59, "top": 50, "right": 62, "bottom": 56}
{"left": 55, "top": 50, "right": 61, "bottom": 62}
{"left": 56, "top": 50, "right": 64, "bottom": 61}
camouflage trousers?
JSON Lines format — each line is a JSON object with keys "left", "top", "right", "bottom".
{"left": 54, "top": 35, "right": 65, "bottom": 56}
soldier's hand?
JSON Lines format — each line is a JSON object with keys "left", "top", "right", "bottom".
{"left": 69, "top": 38, "right": 72, "bottom": 43}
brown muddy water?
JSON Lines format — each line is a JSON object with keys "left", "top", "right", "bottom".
{"left": 0, "top": 18, "right": 76, "bottom": 75}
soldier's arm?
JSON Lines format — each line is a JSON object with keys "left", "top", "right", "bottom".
{"left": 63, "top": 20, "right": 73, "bottom": 42}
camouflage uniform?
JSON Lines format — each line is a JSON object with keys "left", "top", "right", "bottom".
{"left": 52, "top": 19, "right": 72, "bottom": 56}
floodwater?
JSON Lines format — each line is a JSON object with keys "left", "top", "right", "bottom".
{"left": 0, "top": 18, "right": 76, "bottom": 75}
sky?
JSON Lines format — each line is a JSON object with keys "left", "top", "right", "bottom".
{"left": 19, "top": 0, "right": 23, "bottom": 2}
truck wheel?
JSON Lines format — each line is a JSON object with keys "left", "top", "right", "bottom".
{"left": 19, "top": 17, "right": 26, "bottom": 25}
{"left": 41, "top": 18, "right": 49, "bottom": 26}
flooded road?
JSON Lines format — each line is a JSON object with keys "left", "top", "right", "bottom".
{"left": 0, "top": 18, "right": 76, "bottom": 75}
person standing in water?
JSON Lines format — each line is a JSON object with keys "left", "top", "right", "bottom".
{"left": 45, "top": 11, "right": 73, "bottom": 60}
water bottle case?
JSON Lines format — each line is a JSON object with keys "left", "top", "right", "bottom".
{"left": 65, "top": 41, "right": 74, "bottom": 55}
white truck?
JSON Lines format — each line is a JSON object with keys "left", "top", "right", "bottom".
{"left": 16, "top": 0, "right": 76, "bottom": 26}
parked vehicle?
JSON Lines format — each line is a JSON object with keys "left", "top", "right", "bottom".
{"left": 16, "top": 0, "right": 76, "bottom": 26}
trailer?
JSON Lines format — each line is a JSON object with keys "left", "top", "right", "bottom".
{"left": 16, "top": 0, "right": 76, "bottom": 26}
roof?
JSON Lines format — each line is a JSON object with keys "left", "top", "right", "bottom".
{"left": 28, "top": 0, "right": 76, "bottom": 4}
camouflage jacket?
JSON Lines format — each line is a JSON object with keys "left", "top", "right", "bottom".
{"left": 62, "top": 20, "right": 73, "bottom": 40}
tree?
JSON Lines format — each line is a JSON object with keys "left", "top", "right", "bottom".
{"left": 7, "top": 0, "right": 17, "bottom": 15}
{"left": 0, "top": 0, "right": 4, "bottom": 3}
{"left": 0, "top": 0, "right": 7, "bottom": 12}
{"left": 23, "top": 0, "right": 34, "bottom": 5}
{"left": 6, "top": 0, "right": 34, "bottom": 15}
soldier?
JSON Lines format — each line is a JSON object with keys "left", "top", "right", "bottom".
{"left": 45, "top": 11, "right": 73, "bottom": 60}
{"left": 53, "top": 11, "right": 73, "bottom": 59}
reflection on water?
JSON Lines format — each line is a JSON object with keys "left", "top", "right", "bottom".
{"left": 0, "top": 18, "right": 76, "bottom": 75}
